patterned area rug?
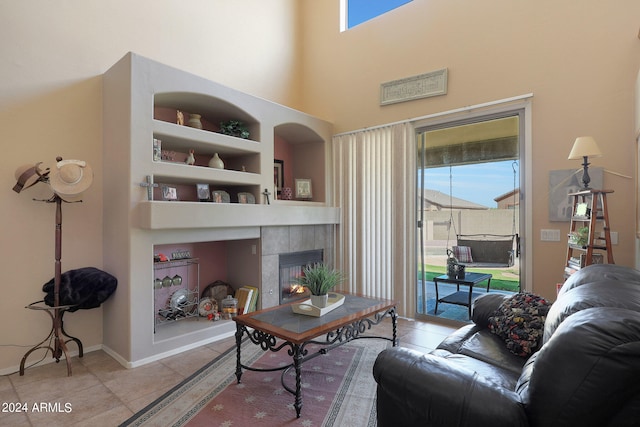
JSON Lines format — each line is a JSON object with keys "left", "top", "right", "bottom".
{"left": 120, "top": 338, "right": 390, "bottom": 427}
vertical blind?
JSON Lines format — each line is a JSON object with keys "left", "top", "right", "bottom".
{"left": 333, "top": 123, "right": 416, "bottom": 317}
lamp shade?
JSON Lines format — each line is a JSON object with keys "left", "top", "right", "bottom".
{"left": 568, "top": 136, "right": 602, "bottom": 160}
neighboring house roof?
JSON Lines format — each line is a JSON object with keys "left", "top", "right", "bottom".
{"left": 494, "top": 188, "right": 520, "bottom": 204}
{"left": 420, "top": 189, "right": 488, "bottom": 210}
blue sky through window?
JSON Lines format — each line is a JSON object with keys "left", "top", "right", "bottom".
{"left": 422, "top": 161, "right": 519, "bottom": 208}
{"left": 347, "top": 0, "right": 412, "bottom": 29}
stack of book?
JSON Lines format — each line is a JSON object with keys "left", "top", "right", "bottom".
{"left": 234, "top": 286, "right": 259, "bottom": 315}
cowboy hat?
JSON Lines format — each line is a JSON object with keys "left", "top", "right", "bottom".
{"left": 49, "top": 159, "right": 93, "bottom": 201}
{"left": 13, "top": 162, "right": 49, "bottom": 193}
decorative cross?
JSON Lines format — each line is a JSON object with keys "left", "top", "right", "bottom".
{"left": 262, "top": 188, "right": 271, "bottom": 205}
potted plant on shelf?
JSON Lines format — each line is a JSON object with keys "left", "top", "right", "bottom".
{"left": 296, "top": 263, "right": 344, "bottom": 308}
{"left": 569, "top": 226, "right": 590, "bottom": 247}
{"left": 219, "top": 120, "right": 250, "bottom": 139}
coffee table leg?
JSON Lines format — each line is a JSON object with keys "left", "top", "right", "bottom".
{"left": 293, "top": 343, "right": 303, "bottom": 418}
{"left": 235, "top": 324, "right": 244, "bottom": 383}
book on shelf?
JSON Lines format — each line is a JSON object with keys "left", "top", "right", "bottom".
{"left": 234, "top": 286, "right": 259, "bottom": 314}
{"left": 243, "top": 285, "right": 259, "bottom": 312}
{"left": 234, "top": 287, "right": 252, "bottom": 315}
{"left": 568, "top": 257, "right": 582, "bottom": 270}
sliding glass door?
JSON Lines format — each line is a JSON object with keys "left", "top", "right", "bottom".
{"left": 416, "top": 112, "right": 524, "bottom": 322}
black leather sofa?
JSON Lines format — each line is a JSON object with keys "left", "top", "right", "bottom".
{"left": 373, "top": 264, "right": 640, "bottom": 427}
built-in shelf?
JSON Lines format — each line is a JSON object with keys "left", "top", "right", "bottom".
{"left": 138, "top": 202, "right": 340, "bottom": 230}
{"left": 102, "top": 52, "right": 337, "bottom": 368}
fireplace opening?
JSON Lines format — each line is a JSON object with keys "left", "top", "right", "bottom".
{"left": 279, "top": 249, "right": 324, "bottom": 304}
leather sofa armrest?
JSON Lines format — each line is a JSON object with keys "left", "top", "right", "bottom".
{"left": 373, "top": 347, "right": 528, "bottom": 427}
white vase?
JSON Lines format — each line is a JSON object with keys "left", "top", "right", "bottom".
{"left": 187, "top": 114, "right": 202, "bottom": 129}
{"left": 208, "top": 153, "right": 224, "bottom": 169}
{"left": 310, "top": 294, "right": 328, "bottom": 308}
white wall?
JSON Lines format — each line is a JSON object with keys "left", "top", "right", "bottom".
{"left": 300, "top": 0, "right": 640, "bottom": 298}
{"left": 0, "top": 0, "right": 300, "bottom": 373}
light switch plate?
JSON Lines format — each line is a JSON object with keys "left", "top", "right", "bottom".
{"left": 541, "top": 229, "right": 561, "bottom": 241}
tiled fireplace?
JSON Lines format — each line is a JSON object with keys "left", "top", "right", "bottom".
{"left": 261, "top": 225, "right": 335, "bottom": 309}
{"left": 279, "top": 249, "right": 324, "bottom": 304}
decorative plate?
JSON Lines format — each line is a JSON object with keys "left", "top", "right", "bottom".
{"left": 199, "top": 297, "right": 218, "bottom": 317}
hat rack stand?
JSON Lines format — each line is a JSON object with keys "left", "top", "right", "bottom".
{"left": 15, "top": 156, "right": 85, "bottom": 377}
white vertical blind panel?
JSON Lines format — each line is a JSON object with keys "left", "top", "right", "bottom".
{"left": 333, "top": 124, "right": 415, "bottom": 316}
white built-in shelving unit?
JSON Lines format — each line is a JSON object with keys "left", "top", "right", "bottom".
{"left": 102, "top": 52, "right": 338, "bottom": 368}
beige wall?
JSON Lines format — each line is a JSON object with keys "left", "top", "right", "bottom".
{"left": 1, "top": 0, "right": 639, "bottom": 372}
{"left": 0, "top": 0, "right": 301, "bottom": 373}
{"left": 300, "top": 0, "right": 640, "bottom": 296}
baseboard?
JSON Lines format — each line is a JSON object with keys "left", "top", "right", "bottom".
{"left": 102, "top": 328, "right": 237, "bottom": 369}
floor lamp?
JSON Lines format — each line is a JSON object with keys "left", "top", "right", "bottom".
{"left": 14, "top": 157, "right": 93, "bottom": 376}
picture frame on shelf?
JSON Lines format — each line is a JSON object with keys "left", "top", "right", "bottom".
{"left": 574, "top": 202, "right": 590, "bottom": 218}
{"left": 196, "top": 183, "right": 211, "bottom": 202}
{"left": 295, "top": 178, "right": 312, "bottom": 199}
{"left": 161, "top": 185, "right": 178, "bottom": 201}
{"left": 237, "top": 192, "right": 255, "bottom": 204}
{"left": 211, "top": 190, "right": 230, "bottom": 203}
{"left": 274, "top": 159, "right": 284, "bottom": 196}
{"left": 153, "top": 138, "right": 162, "bottom": 162}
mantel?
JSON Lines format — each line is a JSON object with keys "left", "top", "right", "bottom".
{"left": 137, "top": 201, "right": 340, "bottom": 230}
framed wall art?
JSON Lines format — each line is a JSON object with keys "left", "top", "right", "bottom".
{"left": 274, "top": 159, "right": 284, "bottom": 196}
{"left": 548, "top": 168, "right": 603, "bottom": 221}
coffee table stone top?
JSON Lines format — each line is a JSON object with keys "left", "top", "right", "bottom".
{"left": 234, "top": 293, "right": 396, "bottom": 343}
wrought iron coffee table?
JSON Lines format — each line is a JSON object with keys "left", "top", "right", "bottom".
{"left": 233, "top": 293, "right": 397, "bottom": 418}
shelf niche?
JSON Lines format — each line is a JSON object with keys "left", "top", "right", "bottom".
{"left": 274, "top": 123, "right": 326, "bottom": 203}
{"left": 154, "top": 92, "right": 260, "bottom": 143}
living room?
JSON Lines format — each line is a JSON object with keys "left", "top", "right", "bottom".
{"left": 2, "top": 1, "right": 640, "bottom": 425}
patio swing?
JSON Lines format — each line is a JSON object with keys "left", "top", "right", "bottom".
{"left": 446, "top": 161, "right": 520, "bottom": 268}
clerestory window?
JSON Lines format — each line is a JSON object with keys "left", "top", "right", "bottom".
{"left": 341, "top": 0, "right": 413, "bottom": 31}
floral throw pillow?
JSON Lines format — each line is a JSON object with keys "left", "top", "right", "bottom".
{"left": 452, "top": 246, "right": 473, "bottom": 263}
{"left": 488, "top": 292, "right": 551, "bottom": 357}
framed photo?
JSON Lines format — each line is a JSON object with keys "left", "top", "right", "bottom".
{"left": 574, "top": 202, "right": 589, "bottom": 218}
{"left": 237, "top": 192, "right": 255, "bottom": 204}
{"left": 274, "top": 159, "right": 284, "bottom": 196}
{"left": 295, "top": 178, "right": 312, "bottom": 199}
{"left": 211, "top": 190, "right": 230, "bottom": 203}
{"left": 196, "top": 183, "right": 210, "bottom": 201}
{"left": 161, "top": 185, "right": 178, "bottom": 201}
{"left": 153, "top": 138, "right": 162, "bottom": 162}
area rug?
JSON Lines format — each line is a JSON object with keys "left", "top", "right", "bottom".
{"left": 120, "top": 337, "right": 390, "bottom": 427}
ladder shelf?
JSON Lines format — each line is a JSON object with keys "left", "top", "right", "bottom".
{"left": 564, "top": 189, "right": 614, "bottom": 278}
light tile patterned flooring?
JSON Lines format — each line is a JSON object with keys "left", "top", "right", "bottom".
{"left": 0, "top": 317, "right": 457, "bottom": 427}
